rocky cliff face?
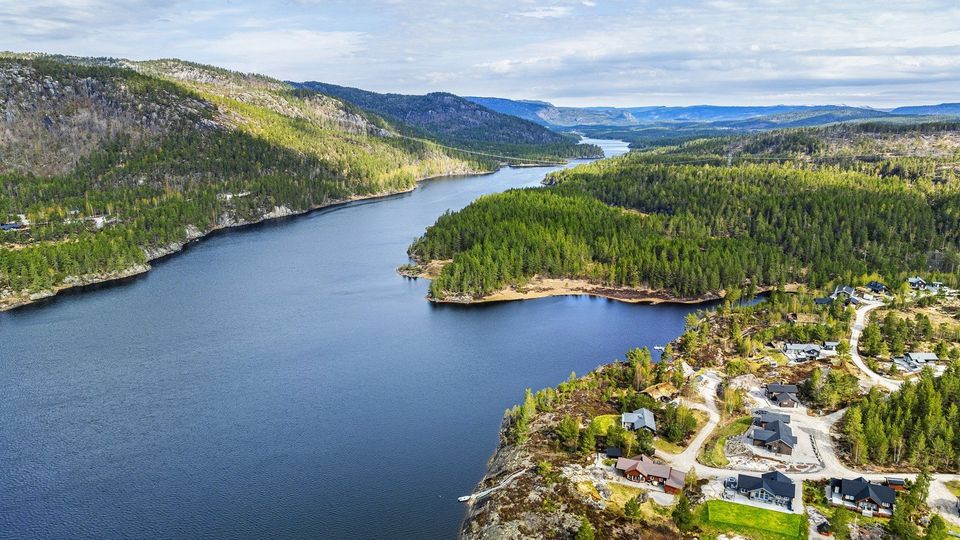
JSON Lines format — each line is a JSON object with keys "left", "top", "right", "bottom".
{"left": 0, "top": 60, "right": 213, "bottom": 176}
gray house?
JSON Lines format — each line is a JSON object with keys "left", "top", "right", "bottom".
{"left": 828, "top": 477, "right": 896, "bottom": 516}
{"left": 783, "top": 343, "right": 821, "bottom": 362}
{"left": 621, "top": 408, "right": 656, "bottom": 432}
{"left": 754, "top": 411, "right": 790, "bottom": 428}
{"left": 905, "top": 352, "right": 938, "bottom": 364}
{"left": 737, "top": 471, "right": 796, "bottom": 509}
{"left": 765, "top": 384, "right": 800, "bottom": 408}
{"left": 748, "top": 419, "right": 798, "bottom": 455}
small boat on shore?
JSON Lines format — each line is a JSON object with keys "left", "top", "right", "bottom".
{"left": 653, "top": 345, "right": 665, "bottom": 351}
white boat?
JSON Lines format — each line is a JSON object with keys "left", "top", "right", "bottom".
{"left": 457, "top": 495, "right": 472, "bottom": 502}
{"left": 653, "top": 345, "right": 665, "bottom": 351}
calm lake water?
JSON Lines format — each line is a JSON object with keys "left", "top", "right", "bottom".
{"left": 0, "top": 139, "right": 710, "bottom": 539}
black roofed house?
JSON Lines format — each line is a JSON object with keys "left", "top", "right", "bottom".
{"left": 747, "top": 419, "right": 798, "bottom": 455}
{"left": 815, "top": 296, "right": 834, "bottom": 306}
{"left": 828, "top": 477, "right": 896, "bottom": 516}
{"left": 908, "top": 276, "right": 927, "bottom": 290}
{"left": 765, "top": 384, "right": 800, "bottom": 408}
{"left": 867, "top": 281, "right": 888, "bottom": 294}
{"left": 0, "top": 223, "right": 22, "bottom": 231}
{"left": 605, "top": 446, "right": 623, "bottom": 459}
{"left": 783, "top": 343, "right": 821, "bottom": 362}
{"left": 754, "top": 411, "right": 790, "bottom": 428}
{"left": 736, "top": 471, "right": 796, "bottom": 509}
{"left": 823, "top": 341, "right": 840, "bottom": 352}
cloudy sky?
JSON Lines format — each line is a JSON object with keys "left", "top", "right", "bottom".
{"left": 2, "top": 0, "right": 959, "bottom": 107}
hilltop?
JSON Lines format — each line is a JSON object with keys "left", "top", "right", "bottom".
{"left": 294, "top": 82, "right": 600, "bottom": 160}
{"left": 0, "top": 54, "right": 505, "bottom": 309}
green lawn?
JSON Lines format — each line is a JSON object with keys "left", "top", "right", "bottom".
{"left": 701, "top": 500, "right": 807, "bottom": 540}
{"left": 590, "top": 414, "right": 619, "bottom": 434}
{"left": 699, "top": 416, "right": 752, "bottom": 467}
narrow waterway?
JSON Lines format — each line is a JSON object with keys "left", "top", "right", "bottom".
{"left": 0, "top": 139, "right": 712, "bottom": 539}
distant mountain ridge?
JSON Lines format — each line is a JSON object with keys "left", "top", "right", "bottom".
{"left": 293, "top": 82, "right": 600, "bottom": 159}
{"left": 465, "top": 96, "right": 960, "bottom": 128}
{"left": 891, "top": 103, "right": 960, "bottom": 116}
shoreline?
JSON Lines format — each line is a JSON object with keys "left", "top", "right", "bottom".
{"left": 400, "top": 261, "right": 724, "bottom": 305}
{"left": 404, "top": 259, "right": 798, "bottom": 306}
{"left": 437, "top": 278, "right": 722, "bottom": 305}
{"left": 0, "top": 167, "right": 506, "bottom": 313}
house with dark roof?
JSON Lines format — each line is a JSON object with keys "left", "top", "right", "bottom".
{"left": 908, "top": 276, "right": 927, "bottom": 290}
{"left": 754, "top": 411, "right": 790, "bottom": 428}
{"left": 615, "top": 454, "right": 686, "bottom": 494}
{"left": 867, "top": 281, "right": 888, "bottom": 294}
{"left": 621, "top": 408, "right": 656, "bottom": 432}
{"left": 828, "top": 477, "right": 896, "bottom": 516}
{"left": 765, "top": 384, "right": 800, "bottom": 408}
{"left": 747, "top": 419, "right": 798, "bottom": 455}
{"left": 736, "top": 471, "right": 796, "bottom": 509}
{"left": 783, "top": 343, "right": 822, "bottom": 362}
{"left": 814, "top": 296, "right": 834, "bottom": 306}
{"left": 823, "top": 341, "right": 840, "bottom": 352}
{"left": 885, "top": 478, "right": 907, "bottom": 492}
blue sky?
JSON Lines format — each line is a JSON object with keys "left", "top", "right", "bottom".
{"left": 1, "top": 0, "right": 959, "bottom": 107}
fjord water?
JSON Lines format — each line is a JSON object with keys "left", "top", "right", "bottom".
{"left": 1, "top": 139, "right": 702, "bottom": 539}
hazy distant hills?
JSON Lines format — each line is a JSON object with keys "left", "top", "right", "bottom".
{"left": 466, "top": 96, "right": 960, "bottom": 129}
{"left": 293, "top": 82, "right": 600, "bottom": 158}
{"left": 891, "top": 103, "right": 960, "bottom": 116}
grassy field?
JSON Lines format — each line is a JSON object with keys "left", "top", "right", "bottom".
{"left": 699, "top": 416, "right": 752, "bottom": 467}
{"left": 590, "top": 414, "right": 619, "bottom": 434}
{"left": 606, "top": 483, "right": 671, "bottom": 523}
{"left": 701, "top": 500, "right": 807, "bottom": 540}
{"left": 607, "top": 482, "right": 645, "bottom": 509}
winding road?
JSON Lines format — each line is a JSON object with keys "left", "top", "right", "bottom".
{"left": 848, "top": 301, "right": 903, "bottom": 391}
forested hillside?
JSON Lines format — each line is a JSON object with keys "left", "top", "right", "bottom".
{"left": 0, "top": 55, "right": 498, "bottom": 308}
{"left": 295, "top": 82, "right": 601, "bottom": 160}
{"left": 409, "top": 123, "right": 960, "bottom": 301}
{"left": 410, "top": 189, "right": 788, "bottom": 299}
{"left": 842, "top": 366, "right": 960, "bottom": 470}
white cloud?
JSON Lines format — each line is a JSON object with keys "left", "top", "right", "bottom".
{"left": 514, "top": 6, "right": 573, "bottom": 18}
{"left": 194, "top": 29, "right": 367, "bottom": 78}
{"left": 1, "top": 0, "right": 959, "bottom": 106}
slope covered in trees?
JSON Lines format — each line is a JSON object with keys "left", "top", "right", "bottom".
{"left": 295, "top": 82, "right": 601, "bottom": 160}
{"left": 0, "top": 55, "right": 500, "bottom": 305}
{"left": 842, "top": 366, "right": 960, "bottom": 470}
{"left": 410, "top": 188, "right": 789, "bottom": 300}
{"left": 410, "top": 124, "right": 960, "bottom": 301}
